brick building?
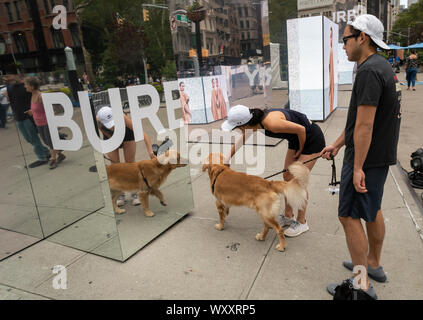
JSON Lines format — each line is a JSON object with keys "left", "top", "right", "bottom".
{"left": 0, "top": 0, "right": 83, "bottom": 74}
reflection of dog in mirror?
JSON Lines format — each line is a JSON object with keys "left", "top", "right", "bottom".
{"left": 202, "top": 153, "right": 309, "bottom": 252}
{"left": 107, "top": 150, "right": 187, "bottom": 217}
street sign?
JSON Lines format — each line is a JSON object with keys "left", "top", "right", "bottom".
{"left": 176, "top": 14, "right": 189, "bottom": 23}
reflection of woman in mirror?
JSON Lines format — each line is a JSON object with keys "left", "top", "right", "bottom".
{"left": 329, "top": 27, "right": 334, "bottom": 113}
{"left": 216, "top": 78, "right": 227, "bottom": 118}
{"left": 24, "top": 76, "right": 65, "bottom": 170}
{"left": 96, "top": 106, "right": 155, "bottom": 206}
{"left": 179, "top": 82, "right": 191, "bottom": 124}
{"left": 211, "top": 78, "right": 219, "bottom": 120}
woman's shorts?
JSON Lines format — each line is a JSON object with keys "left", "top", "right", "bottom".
{"left": 288, "top": 122, "right": 326, "bottom": 155}
{"left": 338, "top": 162, "right": 389, "bottom": 222}
{"left": 37, "top": 125, "right": 54, "bottom": 149}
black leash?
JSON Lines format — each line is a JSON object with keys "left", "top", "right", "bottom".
{"left": 263, "top": 155, "right": 322, "bottom": 180}
{"left": 211, "top": 168, "right": 225, "bottom": 194}
{"left": 328, "top": 155, "right": 341, "bottom": 195}
{"left": 263, "top": 154, "right": 341, "bottom": 196}
{"left": 139, "top": 167, "right": 151, "bottom": 190}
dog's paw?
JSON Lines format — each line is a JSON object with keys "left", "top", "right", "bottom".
{"left": 115, "top": 208, "right": 126, "bottom": 215}
{"left": 276, "top": 243, "right": 286, "bottom": 252}
{"left": 255, "top": 233, "right": 265, "bottom": 241}
{"left": 215, "top": 223, "right": 224, "bottom": 231}
{"left": 144, "top": 210, "right": 155, "bottom": 217}
{"left": 160, "top": 200, "right": 168, "bottom": 206}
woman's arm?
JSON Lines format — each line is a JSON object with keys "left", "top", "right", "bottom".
{"left": 224, "top": 130, "right": 246, "bottom": 165}
{"left": 123, "top": 114, "right": 134, "bottom": 131}
{"left": 143, "top": 132, "right": 155, "bottom": 159}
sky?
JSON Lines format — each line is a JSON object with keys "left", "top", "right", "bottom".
{"left": 400, "top": 0, "right": 408, "bottom": 7}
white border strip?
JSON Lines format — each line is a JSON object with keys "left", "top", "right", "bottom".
{"left": 389, "top": 167, "right": 423, "bottom": 241}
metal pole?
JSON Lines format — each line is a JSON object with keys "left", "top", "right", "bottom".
{"left": 6, "top": 32, "right": 19, "bottom": 73}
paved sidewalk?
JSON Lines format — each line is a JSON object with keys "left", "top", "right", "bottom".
{"left": 1, "top": 76, "right": 423, "bottom": 300}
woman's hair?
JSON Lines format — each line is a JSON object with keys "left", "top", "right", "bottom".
{"left": 245, "top": 108, "right": 266, "bottom": 127}
{"left": 179, "top": 81, "right": 184, "bottom": 87}
{"left": 24, "top": 76, "right": 40, "bottom": 90}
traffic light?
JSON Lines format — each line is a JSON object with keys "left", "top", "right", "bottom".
{"left": 143, "top": 8, "right": 149, "bottom": 22}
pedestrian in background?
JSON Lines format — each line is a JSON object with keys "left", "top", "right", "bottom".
{"left": 24, "top": 76, "right": 65, "bottom": 169}
{"left": 6, "top": 74, "right": 51, "bottom": 168}
{"left": 405, "top": 49, "right": 418, "bottom": 91}
{"left": 321, "top": 14, "right": 401, "bottom": 299}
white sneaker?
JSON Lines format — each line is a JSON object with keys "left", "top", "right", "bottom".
{"left": 279, "top": 215, "right": 296, "bottom": 227}
{"left": 117, "top": 195, "right": 125, "bottom": 207}
{"left": 131, "top": 193, "right": 141, "bottom": 206}
{"left": 284, "top": 221, "right": 309, "bottom": 237}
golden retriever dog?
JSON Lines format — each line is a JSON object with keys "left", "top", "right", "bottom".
{"left": 202, "top": 153, "right": 310, "bottom": 251}
{"left": 107, "top": 150, "right": 187, "bottom": 217}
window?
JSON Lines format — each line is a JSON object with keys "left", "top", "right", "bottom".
{"left": 50, "top": 26, "right": 65, "bottom": 48}
{"left": 238, "top": 7, "right": 242, "bottom": 17}
{"left": 49, "top": 0, "right": 55, "bottom": 10}
{"left": 32, "top": 31, "right": 40, "bottom": 50}
{"left": 69, "top": 23, "right": 81, "bottom": 47}
{"left": 246, "top": 20, "right": 249, "bottom": 29}
{"left": 240, "top": 20, "right": 244, "bottom": 28}
{"left": 14, "top": 1, "right": 21, "bottom": 20}
{"left": 5, "top": 2, "right": 14, "bottom": 21}
{"left": 0, "top": 35, "right": 6, "bottom": 55}
{"left": 13, "top": 31, "right": 28, "bottom": 53}
{"left": 63, "top": 0, "right": 68, "bottom": 9}
{"left": 247, "top": 32, "right": 250, "bottom": 40}
{"left": 244, "top": 8, "right": 248, "bottom": 17}
{"left": 242, "top": 32, "right": 244, "bottom": 40}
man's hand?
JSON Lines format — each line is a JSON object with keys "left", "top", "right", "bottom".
{"left": 25, "top": 110, "right": 33, "bottom": 117}
{"left": 320, "top": 145, "right": 339, "bottom": 160}
{"left": 353, "top": 168, "right": 367, "bottom": 193}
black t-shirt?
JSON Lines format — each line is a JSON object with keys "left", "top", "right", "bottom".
{"left": 7, "top": 83, "right": 32, "bottom": 122}
{"left": 344, "top": 53, "right": 401, "bottom": 168}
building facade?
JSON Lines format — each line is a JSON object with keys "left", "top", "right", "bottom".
{"left": 0, "top": 0, "right": 82, "bottom": 74}
{"left": 297, "top": 0, "right": 400, "bottom": 43}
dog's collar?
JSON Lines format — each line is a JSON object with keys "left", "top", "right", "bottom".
{"left": 211, "top": 168, "right": 225, "bottom": 194}
{"left": 139, "top": 168, "right": 151, "bottom": 189}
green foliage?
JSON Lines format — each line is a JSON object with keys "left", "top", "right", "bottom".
{"left": 392, "top": 0, "right": 423, "bottom": 47}
{"left": 268, "top": 0, "right": 297, "bottom": 81}
{"left": 76, "top": 0, "right": 175, "bottom": 87}
{"left": 187, "top": 1, "right": 202, "bottom": 13}
{"left": 160, "top": 60, "right": 177, "bottom": 81}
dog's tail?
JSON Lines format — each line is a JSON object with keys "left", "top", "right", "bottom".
{"left": 269, "top": 162, "right": 310, "bottom": 212}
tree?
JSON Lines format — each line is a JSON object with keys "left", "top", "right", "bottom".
{"left": 392, "top": 0, "right": 423, "bottom": 46}
{"left": 268, "top": 0, "right": 297, "bottom": 80}
{"left": 74, "top": 0, "right": 175, "bottom": 88}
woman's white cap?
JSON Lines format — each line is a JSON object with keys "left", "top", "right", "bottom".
{"left": 221, "top": 105, "right": 253, "bottom": 131}
{"left": 97, "top": 106, "right": 115, "bottom": 129}
{"left": 348, "top": 14, "right": 390, "bottom": 50}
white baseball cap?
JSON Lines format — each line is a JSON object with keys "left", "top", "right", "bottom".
{"left": 221, "top": 105, "right": 253, "bottom": 131}
{"left": 97, "top": 106, "right": 115, "bottom": 129}
{"left": 348, "top": 14, "right": 390, "bottom": 50}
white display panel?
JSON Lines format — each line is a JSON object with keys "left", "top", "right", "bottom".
{"left": 287, "top": 16, "right": 339, "bottom": 121}
{"left": 338, "top": 42, "right": 355, "bottom": 85}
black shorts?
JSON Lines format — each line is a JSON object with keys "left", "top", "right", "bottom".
{"left": 288, "top": 122, "right": 326, "bottom": 155}
{"left": 338, "top": 162, "right": 389, "bottom": 222}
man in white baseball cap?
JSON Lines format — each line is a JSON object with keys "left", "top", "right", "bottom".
{"left": 322, "top": 14, "right": 401, "bottom": 299}
{"left": 347, "top": 14, "right": 390, "bottom": 50}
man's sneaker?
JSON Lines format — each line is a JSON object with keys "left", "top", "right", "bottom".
{"left": 49, "top": 160, "right": 57, "bottom": 169}
{"left": 117, "top": 195, "right": 125, "bottom": 207}
{"left": 57, "top": 153, "right": 66, "bottom": 164}
{"left": 327, "top": 277, "right": 378, "bottom": 300}
{"left": 284, "top": 220, "right": 309, "bottom": 237}
{"left": 132, "top": 193, "right": 141, "bottom": 206}
{"left": 28, "top": 160, "right": 48, "bottom": 168}
{"left": 343, "top": 260, "right": 387, "bottom": 283}
{"left": 278, "top": 215, "right": 296, "bottom": 228}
